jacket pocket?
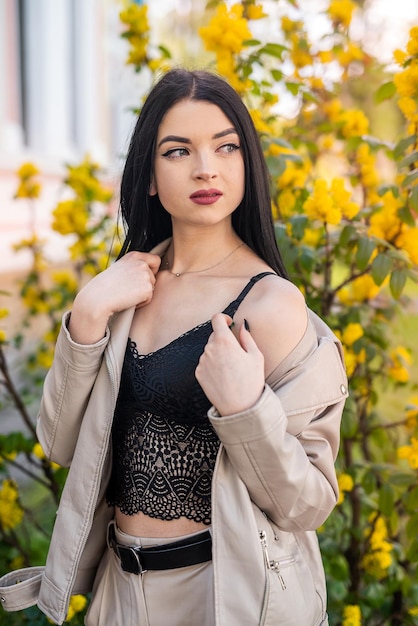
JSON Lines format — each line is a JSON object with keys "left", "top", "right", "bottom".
{"left": 258, "top": 523, "right": 324, "bottom": 626}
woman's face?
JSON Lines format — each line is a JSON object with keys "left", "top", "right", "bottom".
{"left": 150, "top": 99, "right": 245, "bottom": 230}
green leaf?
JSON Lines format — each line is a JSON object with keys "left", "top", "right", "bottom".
{"left": 285, "top": 81, "right": 300, "bottom": 95}
{"left": 260, "top": 43, "right": 288, "bottom": 59}
{"left": 393, "top": 135, "right": 416, "bottom": 160}
{"left": 339, "top": 225, "right": 356, "bottom": 247}
{"left": 271, "top": 69, "right": 283, "bottom": 81}
{"left": 398, "top": 204, "right": 416, "bottom": 226}
{"left": 374, "top": 81, "right": 396, "bottom": 103}
{"left": 371, "top": 253, "right": 392, "bottom": 285}
{"left": 390, "top": 269, "right": 407, "bottom": 299}
{"left": 379, "top": 482, "right": 394, "bottom": 516}
{"left": 390, "top": 472, "right": 417, "bottom": 487}
{"left": 355, "top": 237, "right": 376, "bottom": 270}
{"left": 158, "top": 45, "right": 172, "bottom": 59}
{"left": 410, "top": 185, "right": 418, "bottom": 212}
{"left": 405, "top": 486, "right": 418, "bottom": 512}
{"left": 242, "top": 39, "right": 261, "bottom": 47}
{"left": 406, "top": 513, "right": 418, "bottom": 540}
{"left": 401, "top": 170, "right": 418, "bottom": 188}
{"left": 362, "top": 470, "right": 377, "bottom": 494}
{"left": 399, "top": 150, "right": 418, "bottom": 169}
{"left": 265, "top": 155, "right": 286, "bottom": 178}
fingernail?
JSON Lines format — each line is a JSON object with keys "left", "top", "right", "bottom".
{"left": 244, "top": 318, "right": 250, "bottom": 331}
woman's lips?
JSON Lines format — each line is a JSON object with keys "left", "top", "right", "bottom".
{"left": 190, "top": 189, "right": 223, "bottom": 205}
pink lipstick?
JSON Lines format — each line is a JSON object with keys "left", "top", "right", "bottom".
{"left": 190, "top": 189, "right": 223, "bottom": 205}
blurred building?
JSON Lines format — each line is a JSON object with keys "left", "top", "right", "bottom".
{"left": 0, "top": 0, "right": 145, "bottom": 272}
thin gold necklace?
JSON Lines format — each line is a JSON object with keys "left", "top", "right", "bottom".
{"left": 163, "top": 241, "right": 245, "bottom": 277}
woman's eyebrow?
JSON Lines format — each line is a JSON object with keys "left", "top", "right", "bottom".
{"left": 157, "top": 127, "right": 238, "bottom": 148}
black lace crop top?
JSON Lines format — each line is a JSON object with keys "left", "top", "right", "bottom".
{"left": 106, "top": 272, "right": 274, "bottom": 524}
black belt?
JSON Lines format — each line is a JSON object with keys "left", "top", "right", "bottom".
{"left": 108, "top": 523, "right": 212, "bottom": 575}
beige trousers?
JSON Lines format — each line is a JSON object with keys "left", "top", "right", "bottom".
{"left": 85, "top": 524, "right": 214, "bottom": 626}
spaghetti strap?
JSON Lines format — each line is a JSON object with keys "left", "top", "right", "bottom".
{"left": 223, "top": 272, "right": 277, "bottom": 318}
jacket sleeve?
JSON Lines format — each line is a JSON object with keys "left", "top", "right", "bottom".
{"left": 36, "top": 311, "right": 110, "bottom": 467}
{"left": 208, "top": 311, "right": 348, "bottom": 532}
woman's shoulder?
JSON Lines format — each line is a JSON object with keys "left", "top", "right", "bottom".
{"left": 237, "top": 270, "right": 308, "bottom": 374}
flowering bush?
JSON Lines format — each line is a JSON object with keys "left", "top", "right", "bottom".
{"left": 1, "top": 1, "right": 418, "bottom": 624}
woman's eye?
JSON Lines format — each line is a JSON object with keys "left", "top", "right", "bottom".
{"left": 162, "top": 147, "right": 189, "bottom": 159}
{"left": 219, "top": 143, "right": 240, "bottom": 154}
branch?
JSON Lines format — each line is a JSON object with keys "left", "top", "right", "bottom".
{"left": 0, "top": 345, "right": 37, "bottom": 439}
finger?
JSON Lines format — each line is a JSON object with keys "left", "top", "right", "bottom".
{"left": 210, "top": 313, "right": 234, "bottom": 335}
{"left": 126, "top": 251, "right": 162, "bottom": 274}
{"left": 238, "top": 319, "right": 260, "bottom": 353}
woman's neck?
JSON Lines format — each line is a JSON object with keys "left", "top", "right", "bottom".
{"left": 164, "top": 226, "right": 243, "bottom": 277}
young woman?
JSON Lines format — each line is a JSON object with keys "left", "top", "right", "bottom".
{"left": 0, "top": 69, "right": 348, "bottom": 626}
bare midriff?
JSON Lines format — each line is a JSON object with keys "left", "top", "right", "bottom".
{"left": 115, "top": 508, "right": 209, "bottom": 538}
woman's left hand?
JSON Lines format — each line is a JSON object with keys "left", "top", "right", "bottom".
{"left": 195, "top": 313, "right": 265, "bottom": 416}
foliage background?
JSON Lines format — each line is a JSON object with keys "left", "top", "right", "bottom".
{"left": 1, "top": 1, "right": 418, "bottom": 624}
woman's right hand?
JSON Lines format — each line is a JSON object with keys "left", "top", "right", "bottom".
{"left": 68, "top": 252, "right": 161, "bottom": 344}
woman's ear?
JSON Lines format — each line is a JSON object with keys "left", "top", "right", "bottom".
{"left": 149, "top": 178, "right": 157, "bottom": 196}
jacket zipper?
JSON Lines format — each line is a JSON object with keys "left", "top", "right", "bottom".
{"left": 259, "top": 530, "right": 291, "bottom": 591}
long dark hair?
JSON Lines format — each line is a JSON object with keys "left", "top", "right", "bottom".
{"left": 119, "top": 68, "right": 288, "bottom": 278}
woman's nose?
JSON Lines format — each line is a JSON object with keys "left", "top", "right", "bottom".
{"left": 192, "top": 154, "right": 217, "bottom": 180}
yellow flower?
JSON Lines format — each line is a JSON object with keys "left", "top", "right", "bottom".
{"left": 344, "top": 347, "right": 366, "bottom": 377}
{"left": 52, "top": 200, "right": 89, "bottom": 236}
{"left": 301, "top": 228, "right": 322, "bottom": 247}
{"left": 36, "top": 346, "right": 54, "bottom": 370}
{"left": 250, "top": 109, "right": 272, "bottom": 134}
{"left": 32, "top": 443, "right": 45, "bottom": 460}
{"left": 361, "top": 516, "right": 393, "bottom": 579}
{"left": 330, "top": 178, "right": 359, "bottom": 219}
{"left": 337, "top": 473, "right": 354, "bottom": 504}
{"left": 0, "top": 308, "right": 9, "bottom": 319}
{"left": 247, "top": 4, "right": 266, "bottom": 20}
{"left": 394, "top": 59, "right": 418, "bottom": 99}
{"left": 342, "top": 323, "right": 364, "bottom": 346}
{"left": 318, "top": 50, "right": 334, "bottom": 64}
{"left": 199, "top": 3, "right": 252, "bottom": 56}
{"left": 406, "top": 26, "right": 418, "bottom": 57}
{"left": 289, "top": 33, "right": 312, "bottom": 69}
{"left": 356, "top": 143, "right": 379, "bottom": 191}
{"left": 52, "top": 270, "right": 78, "bottom": 293}
{"left": 368, "top": 191, "right": 402, "bottom": 242}
{"left": 0, "top": 479, "right": 24, "bottom": 531}
{"left": 15, "top": 162, "right": 41, "bottom": 199}
{"left": 303, "top": 179, "right": 342, "bottom": 225}
{"left": 396, "top": 227, "right": 418, "bottom": 264}
{"left": 0, "top": 330, "right": 6, "bottom": 343}
{"left": 64, "top": 594, "right": 88, "bottom": 621}
{"left": 66, "top": 157, "right": 113, "bottom": 203}
{"left": 405, "top": 397, "right": 418, "bottom": 429}
{"left": 342, "top": 604, "right": 362, "bottom": 626}
{"left": 388, "top": 346, "right": 412, "bottom": 383}
{"left": 397, "top": 96, "right": 418, "bottom": 122}
{"left": 119, "top": 4, "right": 149, "bottom": 67}
{"left": 322, "top": 98, "right": 343, "bottom": 122}
{"left": 328, "top": 0, "right": 357, "bottom": 28}
{"left": 338, "top": 109, "right": 369, "bottom": 138}
{"left": 278, "top": 189, "right": 296, "bottom": 218}
{"left": 281, "top": 17, "right": 302, "bottom": 34}
{"left": 17, "top": 162, "right": 39, "bottom": 178}
{"left": 278, "top": 159, "right": 311, "bottom": 189}
{"left": 338, "top": 275, "right": 381, "bottom": 305}
{"left": 398, "top": 438, "right": 418, "bottom": 469}
{"left": 393, "top": 48, "right": 407, "bottom": 66}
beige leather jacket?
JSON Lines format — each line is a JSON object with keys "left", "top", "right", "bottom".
{"left": 0, "top": 270, "right": 348, "bottom": 625}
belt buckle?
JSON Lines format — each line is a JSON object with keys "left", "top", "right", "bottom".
{"left": 120, "top": 546, "right": 147, "bottom": 575}
{"left": 108, "top": 522, "right": 147, "bottom": 575}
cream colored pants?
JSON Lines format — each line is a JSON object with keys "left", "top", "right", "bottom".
{"left": 85, "top": 525, "right": 214, "bottom": 626}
